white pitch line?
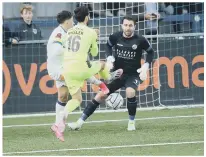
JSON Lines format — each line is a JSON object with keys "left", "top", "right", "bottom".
{"left": 3, "top": 115, "right": 203, "bottom": 128}
{"left": 3, "top": 141, "right": 204, "bottom": 155}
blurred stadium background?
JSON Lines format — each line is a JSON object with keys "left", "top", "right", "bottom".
{"left": 2, "top": 2, "right": 204, "bottom": 156}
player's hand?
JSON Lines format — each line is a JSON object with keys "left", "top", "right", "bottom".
{"left": 106, "top": 56, "right": 115, "bottom": 70}
{"left": 145, "top": 13, "right": 160, "bottom": 20}
{"left": 106, "top": 62, "right": 114, "bottom": 70}
{"left": 107, "top": 56, "right": 115, "bottom": 62}
{"left": 137, "top": 63, "right": 149, "bottom": 81}
{"left": 11, "top": 38, "right": 18, "bottom": 44}
{"left": 93, "top": 29, "right": 100, "bottom": 36}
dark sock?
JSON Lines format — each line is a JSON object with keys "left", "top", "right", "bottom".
{"left": 129, "top": 115, "right": 135, "bottom": 121}
{"left": 57, "top": 100, "right": 66, "bottom": 106}
{"left": 127, "top": 97, "right": 137, "bottom": 120}
{"left": 80, "top": 113, "right": 88, "bottom": 121}
{"left": 82, "top": 99, "right": 100, "bottom": 121}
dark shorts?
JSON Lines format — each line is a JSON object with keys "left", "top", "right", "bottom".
{"left": 106, "top": 74, "right": 142, "bottom": 95}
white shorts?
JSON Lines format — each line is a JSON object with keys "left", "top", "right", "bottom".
{"left": 55, "top": 80, "right": 67, "bottom": 88}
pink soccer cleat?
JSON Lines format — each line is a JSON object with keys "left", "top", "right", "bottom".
{"left": 51, "top": 124, "right": 58, "bottom": 133}
{"left": 50, "top": 122, "right": 65, "bottom": 142}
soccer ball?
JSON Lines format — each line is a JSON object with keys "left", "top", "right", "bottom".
{"left": 105, "top": 93, "right": 124, "bottom": 110}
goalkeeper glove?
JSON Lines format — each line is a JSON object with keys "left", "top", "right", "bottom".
{"left": 106, "top": 56, "right": 115, "bottom": 70}
{"left": 137, "top": 63, "right": 149, "bottom": 81}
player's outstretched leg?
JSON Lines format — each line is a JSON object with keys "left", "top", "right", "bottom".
{"left": 126, "top": 87, "right": 137, "bottom": 131}
{"left": 87, "top": 76, "right": 109, "bottom": 95}
{"left": 98, "top": 61, "right": 123, "bottom": 83}
{"left": 68, "top": 77, "right": 123, "bottom": 130}
{"left": 68, "top": 92, "right": 107, "bottom": 130}
{"left": 68, "top": 99, "right": 100, "bottom": 130}
{"left": 85, "top": 61, "right": 110, "bottom": 94}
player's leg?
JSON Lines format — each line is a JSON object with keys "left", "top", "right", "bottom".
{"left": 55, "top": 88, "right": 82, "bottom": 142}
{"left": 83, "top": 78, "right": 125, "bottom": 120}
{"left": 126, "top": 87, "right": 137, "bottom": 131}
{"left": 56, "top": 85, "right": 69, "bottom": 124}
{"left": 125, "top": 75, "right": 141, "bottom": 131}
{"left": 82, "top": 61, "right": 109, "bottom": 94}
{"left": 86, "top": 76, "right": 109, "bottom": 94}
{"left": 54, "top": 74, "right": 84, "bottom": 141}
{"left": 51, "top": 81, "right": 70, "bottom": 133}
{"left": 61, "top": 61, "right": 116, "bottom": 119}
{"left": 53, "top": 78, "right": 97, "bottom": 130}
{"left": 68, "top": 78, "right": 125, "bottom": 130}
{"left": 62, "top": 62, "right": 109, "bottom": 118}
{"left": 98, "top": 61, "right": 111, "bottom": 80}
{"left": 88, "top": 61, "right": 123, "bottom": 94}
{"left": 64, "top": 88, "right": 82, "bottom": 118}
{"left": 98, "top": 61, "right": 123, "bottom": 82}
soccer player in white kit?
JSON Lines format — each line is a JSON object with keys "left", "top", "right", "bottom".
{"left": 47, "top": 11, "right": 74, "bottom": 135}
{"left": 47, "top": 10, "right": 110, "bottom": 139}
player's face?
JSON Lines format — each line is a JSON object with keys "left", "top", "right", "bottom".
{"left": 21, "top": 9, "right": 33, "bottom": 24}
{"left": 122, "top": 19, "right": 136, "bottom": 37}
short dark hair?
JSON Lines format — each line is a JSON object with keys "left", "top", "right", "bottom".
{"left": 57, "top": 10, "right": 72, "bottom": 24}
{"left": 122, "top": 15, "right": 137, "bottom": 25}
{"left": 74, "top": 6, "right": 89, "bottom": 22}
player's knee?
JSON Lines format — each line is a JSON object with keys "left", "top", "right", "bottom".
{"left": 127, "top": 97, "right": 136, "bottom": 104}
{"left": 58, "top": 86, "right": 69, "bottom": 102}
{"left": 126, "top": 87, "right": 136, "bottom": 98}
{"left": 58, "top": 91, "right": 69, "bottom": 103}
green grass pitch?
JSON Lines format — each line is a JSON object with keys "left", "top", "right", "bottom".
{"left": 3, "top": 107, "right": 204, "bottom": 156}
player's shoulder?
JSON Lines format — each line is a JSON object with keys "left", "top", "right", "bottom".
{"left": 74, "top": 25, "right": 95, "bottom": 35}
{"left": 110, "top": 31, "right": 122, "bottom": 38}
{"left": 86, "top": 26, "right": 96, "bottom": 34}
{"left": 51, "top": 26, "right": 67, "bottom": 38}
{"left": 134, "top": 33, "right": 147, "bottom": 41}
{"left": 85, "top": 27, "right": 97, "bottom": 38}
{"left": 54, "top": 26, "right": 65, "bottom": 33}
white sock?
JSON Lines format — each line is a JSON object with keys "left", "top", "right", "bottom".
{"left": 63, "top": 105, "right": 69, "bottom": 119}
{"left": 55, "top": 101, "right": 65, "bottom": 125}
{"left": 77, "top": 118, "right": 84, "bottom": 126}
{"left": 87, "top": 76, "right": 102, "bottom": 85}
{"left": 129, "top": 120, "right": 135, "bottom": 123}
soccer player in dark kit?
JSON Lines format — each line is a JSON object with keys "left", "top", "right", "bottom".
{"left": 68, "top": 15, "right": 154, "bottom": 131}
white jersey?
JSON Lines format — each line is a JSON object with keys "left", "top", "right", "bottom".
{"left": 47, "top": 25, "right": 67, "bottom": 80}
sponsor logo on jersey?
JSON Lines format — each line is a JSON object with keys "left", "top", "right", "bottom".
{"left": 117, "top": 43, "right": 123, "bottom": 46}
{"left": 117, "top": 49, "right": 136, "bottom": 59}
{"left": 55, "top": 33, "right": 62, "bottom": 39}
{"left": 33, "top": 29, "right": 37, "bottom": 34}
{"left": 132, "top": 44, "right": 138, "bottom": 50}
